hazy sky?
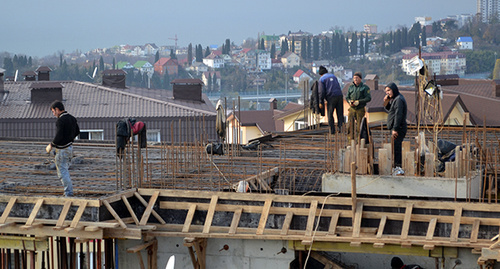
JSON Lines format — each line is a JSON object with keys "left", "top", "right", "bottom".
{"left": 1, "top": 0, "right": 476, "bottom": 58}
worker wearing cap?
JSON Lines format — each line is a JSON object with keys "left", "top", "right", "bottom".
{"left": 346, "top": 72, "right": 371, "bottom": 141}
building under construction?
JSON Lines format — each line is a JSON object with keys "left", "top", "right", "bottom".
{"left": 1, "top": 68, "right": 500, "bottom": 268}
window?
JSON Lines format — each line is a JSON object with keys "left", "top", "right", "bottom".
{"left": 294, "top": 120, "right": 306, "bottom": 131}
{"left": 147, "top": 130, "right": 161, "bottom": 142}
{"left": 78, "top": 130, "right": 104, "bottom": 140}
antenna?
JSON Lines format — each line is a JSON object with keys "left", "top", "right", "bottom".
{"left": 14, "top": 70, "right": 18, "bottom": 82}
{"left": 169, "top": 34, "right": 178, "bottom": 50}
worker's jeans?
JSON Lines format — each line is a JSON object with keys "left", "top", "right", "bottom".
{"left": 55, "top": 146, "right": 74, "bottom": 197}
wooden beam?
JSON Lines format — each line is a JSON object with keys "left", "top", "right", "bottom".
{"left": 305, "top": 200, "right": 319, "bottom": 237}
{"left": 20, "top": 199, "right": 44, "bottom": 230}
{"left": 0, "top": 197, "right": 17, "bottom": 224}
{"left": 281, "top": 212, "right": 293, "bottom": 236}
{"left": 401, "top": 204, "right": 413, "bottom": 240}
{"left": 352, "top": 203, "right": 363, "bottom": 238}
{"left": 139, "top": 191, "right": 160, "bottom": 226}
{"left": 182, "top": 204, "right": 197, "bottom": 233}
{"left": 426, "top": 218, "right": 437, "bottom": 240}
{"left": 102, "top": 200, "right": 127, "bottom": 229}
{"left": 70, "top": 201, "right": 88, "bottom": 229}
{"left": 256, "top": 198, "right": 273, "bottom": 235}
{"left": 229, "top": 208, "right": 242, "bottom": 235}
{"left": 203, "top": 195, "right": 219, "bottom": 234}
{"left": 450, "top": 206, "right": 463, "bottom": 242}
{"left": 121, "top": 195, "right": 139, "bottom": 225}
{"left": 53, "top": 200, "right": 72, "bottom": 230}
{"left": 328, "top": 211, "right": 340, "bottom": 236}
{"left": 376, "top": 215, "right": 387, "bottom": 239}
{"left": 471, "top": 219, "right": 481, "bottom": 243}
{"left": 134, "top": 192, "right": 166, "bottom": 224}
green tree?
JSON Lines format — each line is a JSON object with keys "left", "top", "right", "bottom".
{"left": 291, "top": 37, "right": 295, "bottom": 52}
{"left": 155, "top": 51, "right": 160, "bottom": 63}
{"left": 99, "top": 56, "right": 105, "bottom": 72}
{"left": 204, "top": 46, "right": 211, "bottom": 57}
{"left": 300, "top": 38, "right": 307, "bottom": 59}
{"left": 270, "top": 44, "right": 276, "bottom": 59}
{"left": 207, "top": 73, "right": 213, "bottom": 92}
{"left": 260, "top": 38, "right": 265, "bottom": 50}
{"left": 225, "top": 39, "right": 231, "bottom": 54}
{"left": 187, "top": 43, "right": 193, "bottom": 65}
{"left": 493, "top": 59, "right": 500, "bottom": 79}
{"left": 312, "top": 37, "right": 319, "bottom": 60}
{"left": 196, "top": 44, "right": 203, "bottom": 62}
{"left": 359, "top": 33, "right": 365, "bottom": 56}
{"left": 112, "top": 57, "right": 116, "bottom": 69}
{"left": 280, "top": 39, "right": 289, "bottom": 56}
{"left": 170, "top": 49, "right": 177, "bottom": 59}
{"left": 3, "top": 57, "right": 14, "bottom": 76}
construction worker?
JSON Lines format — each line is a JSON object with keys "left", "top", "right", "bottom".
{"left": 346, "top": 72, "right": 371, "bottom": 141}
{"left": 46, "top": 100, "right": 80, "bottom": 197}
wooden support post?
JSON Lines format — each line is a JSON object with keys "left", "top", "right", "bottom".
{"left": 378, "top": 149, "right": 390, "bottom": 175}
{"left": 351, "top": 162, "right": 357, "bottom": 220}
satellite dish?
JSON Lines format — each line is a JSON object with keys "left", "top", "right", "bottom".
{"left": 14, "top": 70, "right": 18, "bottom": 82}
{"left": 165, "top": 255, "right": 175, "bottom": 269}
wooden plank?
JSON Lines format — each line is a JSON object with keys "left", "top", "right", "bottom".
{"left": 229, "top": 208, "right": 242, "bottom": 235}
{"left": 352, "top": 202, "right": 363, "bottom": 238}
{"left": 102, "top": 200, "right": 127, "bottom": 229}
{"left": 134, "top": 192, "right": 166, "bottom": 225}
{"left": 25, "top": 199, "right": 44, "bottom": 226}
{"left": 0, "top": 197, "right": 17, "bottom": 224}
{"left": 70, "top": 201, "right": 88, "bottom": 228}
{"left": 121, "top": 195, "right": 139, "bottom": 225}
{"left": 470, "top": 219, "right": 480, "bottom": 243}
{"left": 202, "top": 195, "right": 219, "bottom": 234}
{"left": 376, "top": 215, "right": 387, "bottom": 238}
{"left": 182, "top": 204, "right": 197, "bottom": 233}
{"left": 358, "top": 148, "right": 368, "bottom": 175}
{"left": 401, "top": 204, "right": 413, "bottom": 240}
{"left": 328, "top": 211, "right": 340, "bottom": 236}
{"left": 424, "top": 153, "right": 435, "bottom": 177}
{"left": 305, "top": 200, "right": 319, "bottom": 237}
{"left": 256, "top": 198, "right": 273, "bottom": 235}
{"left": 426, "top": 218, "right": 437, "bottom": 240}
{"left": 53, "top": 200, "right": 72, "bottom": 230}
{"left": 450, "top": 207, "right": 463, "bottom": 242}
{"left": 281, "top": 212, "right": 293, "bottom": 236}
{"left": 139, "top": 191, "right": 160, "bottom": 226}
{"left": 378, "top": 149, "right": 390, "bottom": 175}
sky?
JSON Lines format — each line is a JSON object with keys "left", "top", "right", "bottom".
{"left": 1, "top": 0, "right": 476, "bottom": 58}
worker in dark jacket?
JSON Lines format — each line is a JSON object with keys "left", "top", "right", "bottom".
{"left": 346, "top": 72, "right": 371, "bottom": 141}
{"left": 309, "top": 80, "right": 324, "bottom": 116}
{"left": 391, "top": 256, "right": 423, "bottom": 269}
{"left": 384, "top": 82, "right": 407, "bottom": 175}
{"left": 318, "top": 66, "right": 343, "bottom": 134}
{"left": 46, "top": 100, "right": 80, "bottom": 197}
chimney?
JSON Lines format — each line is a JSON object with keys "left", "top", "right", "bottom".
{"left": 0, "top": 68, "right": 5, "bottom": 92}
{"left": 23, "top": 71, "right": 37, "bottom": 81}
{"left": 171, "top": 79, "right": 204, "bottom": 102}
{"left": 269, "top": 98, "right": 277, "bottom": 110}
{"left": 364, "top": 74, "right": 379, "bottom": 90}
{"left": 494, "top": 80, "right": 500, "bottom": 98}
{"left": 102, "top": 69, "right": 127, "bottom": 88}
{"left": 36, "top": 66, "right": 52, "bottom": 81}
{"left": 29, "top": 82, "right": 63, "bottom": 103}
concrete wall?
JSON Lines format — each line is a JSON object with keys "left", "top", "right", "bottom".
{"left": 117, "top": 237, "right": 295, "bottom": 269}
{"left": 334, "top": 248, "right": 492, "bottom": 269}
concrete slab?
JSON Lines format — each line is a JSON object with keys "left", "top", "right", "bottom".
{"left": 322, "top": 172, "right": 482, "bottom": 199}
